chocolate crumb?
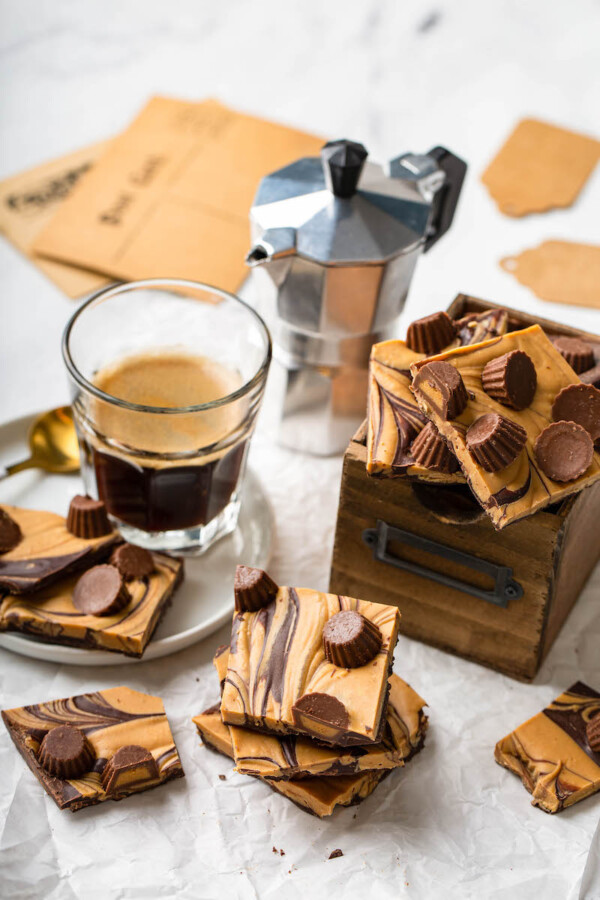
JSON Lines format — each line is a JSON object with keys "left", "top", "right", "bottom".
{"left": 218, "top": 774, "right": 226, "bottom": 781}
{"left": 328, "top": 849, "right": 344, "bottom": 860}
{"left": 280, "top": 850, "right": 285, "bottom": 856}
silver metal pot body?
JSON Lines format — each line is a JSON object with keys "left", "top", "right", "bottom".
{"left": 246, "top": 141, "right": 466, "bottom": 455}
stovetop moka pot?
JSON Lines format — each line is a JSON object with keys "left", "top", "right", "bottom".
{"left": 247, "top": 139, "right": 467, "bottom": 454}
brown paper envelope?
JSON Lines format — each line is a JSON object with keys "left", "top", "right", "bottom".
{"left": 0, "top": 141, "right": 113, "bottom": 298}
{"left": 33, "top": 97, "right": 324, "bottom": 293}
{"left": 501, "top": 241, "right": 600, "bottom": 309}
{"left": 482, "top": 118, "right": 600, "bottom": 217}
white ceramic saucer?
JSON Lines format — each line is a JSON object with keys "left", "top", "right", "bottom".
{"left": 0, "top": 412, "right": 273, "bottom": 665}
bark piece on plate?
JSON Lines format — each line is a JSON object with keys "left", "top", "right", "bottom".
{"left": 0, "top": 504, "right": 118, "bottom": 594}
{"left": 0, "top": 552, "right": 183, "bottom": 658}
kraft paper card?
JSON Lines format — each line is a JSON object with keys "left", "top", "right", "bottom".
{"left": 0, "top": 141, "right": 113, "bottom": 298}
{"left": 33, "top": 96, "right": 324, "bottom": 293}
{"left": 501, "top": 241, "right": 600, "bottom": 309}
{"left": 482, "top": 118, "right": 600, "bottom": 217}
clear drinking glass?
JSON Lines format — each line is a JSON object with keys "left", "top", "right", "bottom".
{"left": 62, "top": 279, "right": 271, "bottom": 554}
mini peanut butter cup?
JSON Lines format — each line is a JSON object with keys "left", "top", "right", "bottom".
{"left": 587, "top": 714, "right": 600, "bottom": 752}
{"left": 410, "top": 422, "right": 459, "bottom": 473}
{"left": 67, "top": 495, "right": 112, "bottom": 539}
{"left": 292, "top": 693, "right": 349, "bottom": 731}
{"left": 110, "top": 543, "right": 155, "bottom": 580}
{"left": 552, "top": 336, "right": 595, "bottom": 374}
{"left": 580, "top": 364, "right": 600, "bottom": 389}
{"left": 413, "top": 361, "right": 468, "bottom": 420}
{"left": 466, "top": 413, "right": 527, "bottom": 472}
{"left": 0, "top": 509, "right": 22, "bottom": 553}
{"left": 552, "top": 383, "right": 600, "bottom": 441}
{"left": 234, "top": 565, "right": 279, "bottom": 612}
{"left": 72, "top": 565, "right": 131, "bottom": 616}
{"left": 37, "top": 725, "right": 95, "bottom": 779}
{"left": 323, "top": 611, "right": 382, "bottom": 668}
{"left": 481, "top": 350, "right": 537, "bottom": 410}
{"left": 406, "top": 311, "right": 456, "bottom": 355}
{"left": 534, "top": 421, "right": 593, "bottom": 483}
{"left": 101, "top": 745, "right": 159, "bottom": 795}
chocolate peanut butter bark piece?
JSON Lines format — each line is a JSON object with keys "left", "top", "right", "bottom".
{"left": 366, "top": 310, "right": 509, "bottom": 481}
{"left": 494, "top": 682, "right": 600, "bottom": 813}
{"left": 192, "top": 704, "right": 388, "bottom": 818}
{"left": 213, "top": 646, "right": 427, "bottom": 780}
{"left": 366, "top": 339, "right": 464, "bottom": 483}
{"left": 0, "top": 552, "right": 183, "bottom": 657}
{"left": 0, "top": 504, "right": 118, "bottom": 594}
{"left": 220, "top": 570, "right": 400, "bottom": 746}
{"left": 410, "top": 325, "right": 600, "bottom": 529}
{"left": 450, "top": 308, "right": 509, "bottom": 348}
{"left": 2, "top": 686, "right": 184, "bottom": 812}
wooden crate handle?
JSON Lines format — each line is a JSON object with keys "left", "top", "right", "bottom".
{"left": 362, "top": 520, "right": 522, "bottom": 608}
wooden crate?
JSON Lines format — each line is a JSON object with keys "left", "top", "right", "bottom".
{"left": 329, "top": 295, "right": 600, "bottom": 681}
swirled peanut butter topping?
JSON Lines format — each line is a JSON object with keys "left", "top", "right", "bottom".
{"left": 220, "top": 578, "right": 400, "bottom": 746}
{"left": 0, "top": 504, "right": 118, "bottom": 594}
{"left": 366, "top": 340, "right": 464, "bottom": 483}
{"left": 495, "top": 681, "right": 600, "bottom": 813}
{"left": 366, "top": 309, "right": 507, "bottom": 483}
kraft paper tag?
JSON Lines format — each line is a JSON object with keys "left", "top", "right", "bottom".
{"left": 33, "top": 96, "right": 324, "bottom": 293}
{"left": 0, "top": 141, "right": 113, "bottom": 298}
{"left": 482, "top": 118, "right": 600, "bottom": 217}
{"left": 501, "top": 241, "right": 600, "bottom": 309}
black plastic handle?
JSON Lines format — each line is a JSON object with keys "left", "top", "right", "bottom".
{"left": 362, "top": 520, "right": 521, "bottom": 608}
{"left": 321, "top": 139, "right": 368, "bottom": 198}
{"left": 423, "top": 147, "right": 467, "bottom": 252}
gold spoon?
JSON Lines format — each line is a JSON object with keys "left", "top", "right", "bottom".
{"left": 0, "top": 406, "right": 80, "bottom": 480}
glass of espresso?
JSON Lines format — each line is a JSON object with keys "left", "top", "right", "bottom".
{"left": 62, "top": 279, "right": 271, "bottom": 554}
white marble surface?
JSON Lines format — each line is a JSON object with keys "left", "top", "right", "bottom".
{"left": 1, "top": 1, "right": 600, "bottom": 898}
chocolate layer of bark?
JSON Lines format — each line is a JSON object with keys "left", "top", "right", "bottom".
{"left": 0, "top": 505, "right": 118, "bottom": 594}
{"left": 410, "top": 326, "right": 600, "bottom": 529}
{"left": 221, "top": 579, "right": 400, "bottom": 746}
{"left": 3, "top": 687, "right": 184, "bottom": 811}
{"left": 213, "top": 645, "right": 427, "bottom": 779}
{"left": 193, "top": 703, "right": 390, "bottom": 818}
{"left": 495, "top": 681, "right": 600, "bottom": 813}
{"left": 0, "top": 552, "right": 183, "bottom": 657}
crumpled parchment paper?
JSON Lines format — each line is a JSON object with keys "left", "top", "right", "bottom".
{"left": 1, "top": 372, "right": 600, "bottom": 900}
